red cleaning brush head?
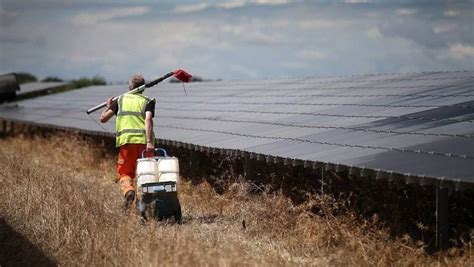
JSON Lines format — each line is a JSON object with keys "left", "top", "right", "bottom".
{"left": 173, "top": 69, "right": 193, "bottom": 83}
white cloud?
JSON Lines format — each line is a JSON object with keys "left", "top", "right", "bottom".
{"left": 444, "top": 10, "right": 459, "bottom": 17}
{"left": 229, "top": 64, "right": 258, "bottom": 78}
{"left": 344, "top": 0, "right": 374, "bottom": 3}
{"left": 299, "top": 19, "right": 352, "bottom": 29}
{"left": 3, "top": 1, "right": 473, "bottom": 81}
{"left": 173, "top": 0, "right": 290, "bottom": 14}
{"left": 219, "top": 20, "right": 285, "bottom": 45}
{"left": 296, "top": 49, "right": 327, "bottom": 60}
{"left": 367, "top": 26, "right": 383, "bottom": 39}
{"left": 252, "top": 0, "right": 289, "bottom": 4}
{"left": 432, "top": 24, "right": 455, "bottom": 34}
{"left": 281, "top": 61, "right": 309, "bottom": 70}
{"left": 28, "top": 17, "right": 214, "bottom": 79}
{"left": 0, "top": 7, "right": 18, "bottom": 26}
{"left": 72, "top": 6, "right": 150, "bottom": 25}
{"left": 173, "top": 3, "right": 209, "bottom": 14}
{"left": 218, "top": 1, "right": 247, "bottom": 9}
{"left": 449, "top": 43, "right": 474, "bottom": 59}
{"left": 396, "top": 9, "right": 417, "bottom": 16}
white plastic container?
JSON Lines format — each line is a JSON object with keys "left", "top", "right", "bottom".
{"left": 136, "top": 148, "right": 179, "bottom": 194}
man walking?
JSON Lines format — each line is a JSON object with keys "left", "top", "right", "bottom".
{"left": 100, "top": 74, "right": 156, "bottom": 208}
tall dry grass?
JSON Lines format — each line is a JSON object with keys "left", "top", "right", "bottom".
{"left": 0, "top": 134, "right": 472, "bottom": 266}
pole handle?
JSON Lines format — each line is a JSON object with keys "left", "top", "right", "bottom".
{"left": 86, "top": 99, "right": 113, "bottom": 114}
{"left": 86, "top": 71, "right": 173, "bottom": 114}
{"left": 146, "top": 72, "right": 174, "bottom": 88}
{"left": 86, "top": 84, "right": 146, "bottom": 114}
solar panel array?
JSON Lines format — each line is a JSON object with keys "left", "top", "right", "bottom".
{"left": 18, "top": 82, "right": 67, "bottom": 95}
{"left": 1, "top": 71, "right": 473, "bottom": 185}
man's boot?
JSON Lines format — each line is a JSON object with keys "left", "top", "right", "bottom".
{"left": 124, "top": 190, "right": 135, "bottom": 210}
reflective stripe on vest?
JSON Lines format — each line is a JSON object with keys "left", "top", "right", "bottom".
{"left": 116, "top": 128, "right": 146, "bottom": 137}
{"left": 115, "top": 93, "right": 154, "bottom": 147}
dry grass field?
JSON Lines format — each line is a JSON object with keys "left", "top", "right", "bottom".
{"left": 0, "top": 134, "right": 472, "bottom": 266}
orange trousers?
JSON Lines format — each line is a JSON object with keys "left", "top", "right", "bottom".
{"left": 117, "top": 144, "right": 153, "bottom": 196}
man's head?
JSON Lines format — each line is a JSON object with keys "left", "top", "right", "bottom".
{"left": 129, "top": 74, "right": 145, "bottom": 90}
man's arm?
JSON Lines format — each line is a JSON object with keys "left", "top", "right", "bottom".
{"left": 145, "top": 111, "right": 154, "bottom": 150}
{"left": 100, "top": 97, "right": 115, "bottom": 123}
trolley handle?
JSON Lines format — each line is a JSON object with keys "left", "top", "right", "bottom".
{"left": 141, "top": 148, "right": 168, "bottom": 158}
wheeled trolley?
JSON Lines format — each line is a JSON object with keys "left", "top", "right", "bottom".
{"left": 136, "top": 148, "right": 182, "bottom": 222}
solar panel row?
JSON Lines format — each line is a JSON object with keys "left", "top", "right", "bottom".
{"left": 1, "top": 71, "right": 473, "bottom": 184}
{"left": 18, "top": 82, "right": 67, "bottom": 95}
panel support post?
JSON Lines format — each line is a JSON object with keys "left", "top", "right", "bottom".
{"left": 436, "top": 186, "right": 449, "bottom": 250}
{"left": 321, "top": 167, "right": 325, "bottom": 195}
{"left": 244, "top": 156, "right": 253, "bottom": 180}
{"left": 189, "top": 149, "right": 198, "bottom": 179}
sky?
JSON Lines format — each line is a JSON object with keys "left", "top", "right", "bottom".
{"left": 0, "top": 0, "right": 473, "bottom": 82}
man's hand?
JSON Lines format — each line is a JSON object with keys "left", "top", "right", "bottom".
{"left": 146, "top": 142, "right": 154, "bottom": 151}
{"left": 106, "top": 97, "right": 113, "bottom": 109}
{"left": 100, "top": 97, "right": 115, "bottom": 123}
{"left": 144, "top": 111, "right": 155, "bottom": 152}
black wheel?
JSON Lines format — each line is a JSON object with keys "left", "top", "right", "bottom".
{"left": 155, "top": 192, "right": 178, "bottom": 220}
{"left": 174, "top": 198, "right": 182, "bottom": 223}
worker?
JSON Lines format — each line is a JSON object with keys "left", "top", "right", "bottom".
{"left": 100, "top": 74, "right": 156, "bottom": 209}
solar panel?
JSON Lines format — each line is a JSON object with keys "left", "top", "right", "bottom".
{"left": 18, "top": 82, "right": 67, "bottom": 95}
{"left": 1, "top": 71, "right": 473, "bottom": 184}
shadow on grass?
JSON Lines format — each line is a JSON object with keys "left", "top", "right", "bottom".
{"left": 0, "top": 218, "right": 56, "bottom": 267}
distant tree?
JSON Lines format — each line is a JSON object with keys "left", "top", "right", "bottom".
{"left": 91, "top": 75, "right": 106, "bottom": 85}
{"left": 70, "top": 75, "right": 106, "bottom": 88}
{"left": 15, "top": 72, "right": 37, "bottom": 84}
{"left": 42, "top": 76, "right": 64, "bottom": 82}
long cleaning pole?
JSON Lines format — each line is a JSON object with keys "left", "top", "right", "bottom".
{"left": 86, "top": 71, "right": 174, "bottom": 114}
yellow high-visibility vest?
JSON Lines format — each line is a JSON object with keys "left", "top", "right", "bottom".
{"left": 116, "top": 93, "right": 155, "bottom": 147}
